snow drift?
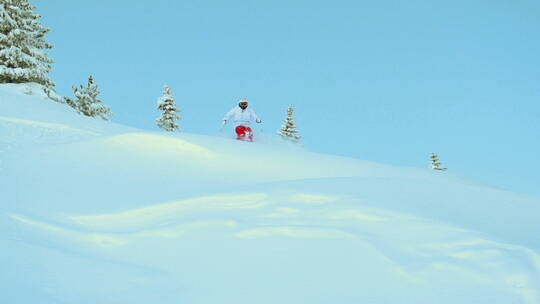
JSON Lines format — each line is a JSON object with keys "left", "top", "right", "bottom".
{"left": 1, "top": 84, "right": 539, "bottom": 304}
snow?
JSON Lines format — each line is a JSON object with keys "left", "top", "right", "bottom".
{"left": 1, "top": 83, "right": 539, "bottom": 303}
{"left": 0, "top": 116, "right": 100, "bottom": 135}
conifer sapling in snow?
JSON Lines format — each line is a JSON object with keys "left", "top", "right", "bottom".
{"left": 71, "top": 75, "right": 112, "bottom": 120}
{"left": 156, "top": 84, "right": 180, "bottom": 132}
{"left": 430, "top": 152, "right": 447, "bottom": 171}
{"left": 278, "top": 105, "right": 301, "bottom": 142}
{"left": 0, "top": 0, "right": 56, "bottom": 93}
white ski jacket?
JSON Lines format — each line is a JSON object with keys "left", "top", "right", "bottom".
{"left": 223, "top": 106, "right": 261, "bottom": 126}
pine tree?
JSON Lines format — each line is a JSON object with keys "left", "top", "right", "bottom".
{"left": 156, "top": 84, "right": 180, "bottom": 132}
{"left": 430, "top": 152, "right": 447, "bottom": 171}
{"left": 71, "top": 76, "right": 111, "bottom": 120}
{"left": 0, "top": 0, "right": 55, "bottom": 90}
{"left": 278, "top": 105, "right": 301, "bottom": 142}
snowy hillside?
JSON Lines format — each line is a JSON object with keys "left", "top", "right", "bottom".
{"left": 1, "top": 84, "right": 539, "bottom": 304}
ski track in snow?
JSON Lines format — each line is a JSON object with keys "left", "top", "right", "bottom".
{"left": 0, "top": 116, "right": 102, "bottom": 150}
{"left": 0, "top": 116, "right": 101, "bottom": 136}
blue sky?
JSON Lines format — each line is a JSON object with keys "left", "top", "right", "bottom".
{"left": 35, "top": 0, "right": 539, "bottom": 195}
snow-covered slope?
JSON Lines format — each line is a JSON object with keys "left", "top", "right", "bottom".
{"left": 1, "top": 84, "right": 539, "bottom": 304}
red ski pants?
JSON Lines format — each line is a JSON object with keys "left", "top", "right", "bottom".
{"left": 235, "top": 125, "right": 253, "bottom": 140}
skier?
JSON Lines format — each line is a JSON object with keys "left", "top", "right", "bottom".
{"left": 222, "top": 98, "right": 262, "bottom": 141}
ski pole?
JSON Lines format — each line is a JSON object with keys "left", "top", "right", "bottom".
{"left": 220, "top": 120, "right": 226, "bottom": 133}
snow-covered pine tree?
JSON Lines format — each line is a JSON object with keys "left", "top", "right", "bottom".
{"left": 0, "top": 0, "right": 55, "bottom": 91}
{"left": 430, "top": 152, "right": 447, "bottom": 171}
{"left": 278, "top": 105, "right": 301, "bottom": 142}
{"left": 71, "top": 76, "right": 112, "bottom": 120}
{"left": 156, "top": 84, "right": 180, "bottom": 132}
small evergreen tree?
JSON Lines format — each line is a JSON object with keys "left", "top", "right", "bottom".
{"left": 278, "top": 105, "right": 301, "bottom": 142}
{"left": 156, "top": 84, "right": 180, "bottom": 131}
{"left": 71, "top": 76, "right": 111, "bottom": 120}
{"left": 430, "top": 152, "right": 447, "bottom": 171}
{"left": 0, "top": 0, "right": 55, "bottom": 90}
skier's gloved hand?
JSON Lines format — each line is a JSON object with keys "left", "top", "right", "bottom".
{"left": 256, "top": 119, "right": 262, "bottom": 123}
{"left": 222, "top": 120, "right": 227, "bottom": 125}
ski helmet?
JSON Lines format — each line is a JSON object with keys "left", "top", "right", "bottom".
{"left": 239, "top": 98, "right": 249, "bottom": 108}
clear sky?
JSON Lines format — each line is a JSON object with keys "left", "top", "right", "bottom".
{"left": 34, "top": 0, "right": 539, "bottom": 196}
